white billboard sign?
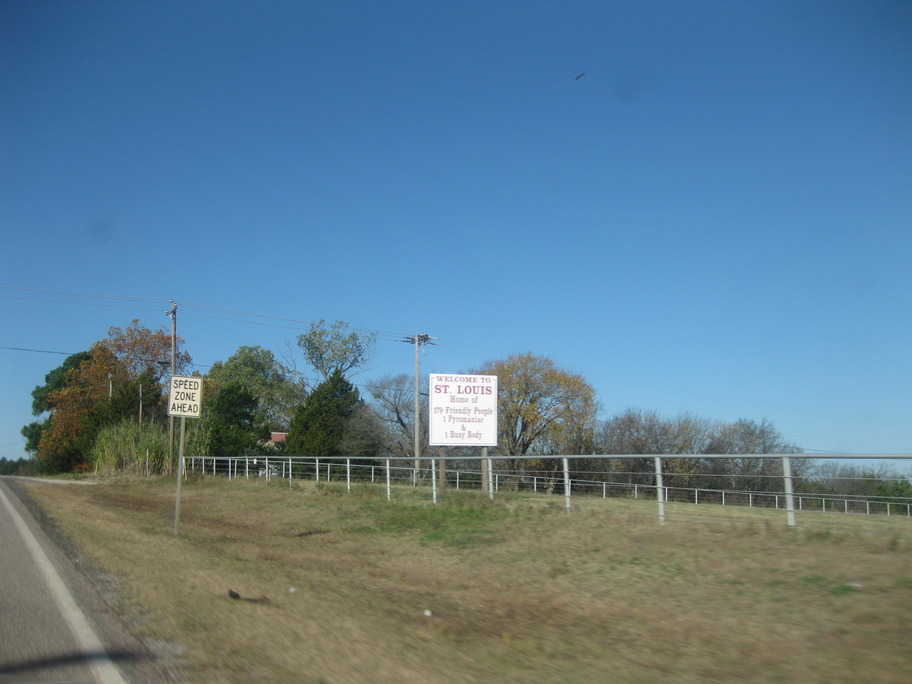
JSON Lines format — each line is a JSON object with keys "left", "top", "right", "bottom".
{"left": 168, "top": 376, "right": 203, "bottom": 418}
{"left": 429, "top": 374, "right": 498, "bottom": 447}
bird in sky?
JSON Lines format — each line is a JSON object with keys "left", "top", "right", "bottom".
{"left": 575, "top": 73, "right": 586, "bottom": 80}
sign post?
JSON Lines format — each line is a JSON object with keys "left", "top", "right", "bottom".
{"left": 168, "top": 376, "right": 203, "bottom": 536}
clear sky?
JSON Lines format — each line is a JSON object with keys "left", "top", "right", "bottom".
{"left": 2, "top": 1, "right": 910, "bottom": 460}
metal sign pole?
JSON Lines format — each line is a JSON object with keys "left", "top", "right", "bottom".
{"left": 173, "top": 416, "right": 186, "bottom": 536}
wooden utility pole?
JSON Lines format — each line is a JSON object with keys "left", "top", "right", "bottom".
{"left": 166, "top": 301, "right": 177, "bottom": 474}
{"left": 401, "top": 333, "right": 435, "bottom": 485}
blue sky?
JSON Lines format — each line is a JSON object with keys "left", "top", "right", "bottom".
{"left": 2, "top": 0, "right": 910, "bottom": 460}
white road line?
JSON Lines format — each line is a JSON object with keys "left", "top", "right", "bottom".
{"left": 0, "top": 486, "right": 128, "bottom": 684}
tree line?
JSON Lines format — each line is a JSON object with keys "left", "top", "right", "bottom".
{"left": 18, "top": 318, "right": 910, "bottom": 498}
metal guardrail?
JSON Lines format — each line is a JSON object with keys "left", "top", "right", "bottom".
{"left": 182, "top": 453, "right": 912, "bottom": 527}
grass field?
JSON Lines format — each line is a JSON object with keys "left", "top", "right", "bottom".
{"left": 21, "top": 476, "right": 912, "bottom": 683}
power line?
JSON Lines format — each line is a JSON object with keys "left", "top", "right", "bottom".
{"left": 0, "top": 346, "right": 75, "bottom": 355}
{"left": 0, "top": 285, "right": 163, "bottom": 303}
{"left": 0, "top": 286, "right": 417, "bottom": 343}
{"left": 180, "top": 301, "right": 407, "bottom": 341}
{"left": 0, "top": 292, "right": 163, "bottom": 314}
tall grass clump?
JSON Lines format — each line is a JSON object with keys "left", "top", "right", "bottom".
{"left": 182, "top": 413, "right": 213, "bottom": 462}
{"left": 92, "top": 419, "right": 168, "bottom": 476}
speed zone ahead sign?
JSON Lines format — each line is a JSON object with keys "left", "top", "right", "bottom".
{"left": 168, "top": 376, "right": 203, "bottom": 418}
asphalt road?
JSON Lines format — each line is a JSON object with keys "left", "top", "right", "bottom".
{"left": 0, "top": 478, "right": 174, "bottom": 683}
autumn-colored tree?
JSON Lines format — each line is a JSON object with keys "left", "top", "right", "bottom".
{"left": 30, "top": 351, "right": 91, "bottom": 415}
{"left": 472, "top": 353, "right": 597, "bottom": 480}
{"left": 34, "top": 320, "right": 191, "bottom": 472}
{"left": 38, "top": 345, "right": 124, "bottom": 471}
{"left": 21, "top": 351, "right": 92, "bottom": 459}
{"left": 104, "top": 319, "right": 191, "bottom": 379}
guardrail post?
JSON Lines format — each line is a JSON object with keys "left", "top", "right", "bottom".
{"left": 654, "top": 456, "right": 665, "bottom": 525}
{"left": 563, "top": 458, "right": 571, "bottom": 512}
{"left": 782, "top": 455, "right": 796, "bottom": 528}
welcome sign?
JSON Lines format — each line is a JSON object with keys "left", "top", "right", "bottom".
{"left": 428, "top": 374, "right": 497, "bottom": 447}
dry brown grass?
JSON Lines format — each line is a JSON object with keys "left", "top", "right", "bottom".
{"left": 22, "top": 477, "right": 912, "bottom": 684}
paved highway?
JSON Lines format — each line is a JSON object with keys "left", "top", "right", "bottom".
{"left": 0, "top": 478, "right": 173, "bottom": 683}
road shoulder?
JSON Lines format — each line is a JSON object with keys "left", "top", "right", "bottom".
{"left": 0, "top": 477, "right": 179, "bottom": 683}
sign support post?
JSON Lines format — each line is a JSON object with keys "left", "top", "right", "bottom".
{"left": 168, "top": 375, "right": 203, "bottom": 536}
{"left": 174, "top": 416, "right": 186, "bottom": 536}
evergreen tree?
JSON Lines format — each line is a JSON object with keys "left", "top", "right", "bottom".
{"left": 207, "top": 381, "right": 264, "bottom": 456}
{"left": 287, "top": 370, "right": 362, "bottom": 457}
